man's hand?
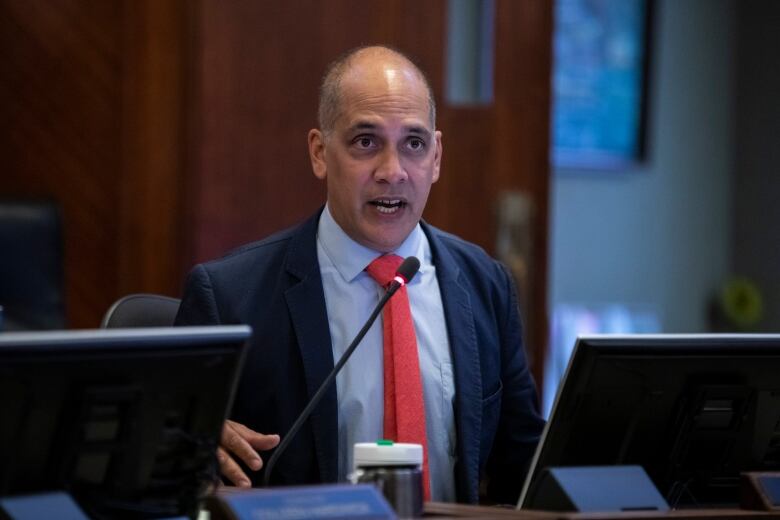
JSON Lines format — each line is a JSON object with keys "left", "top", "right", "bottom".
{"left": 218, "top": 419, "right": 280, "bottom": 487}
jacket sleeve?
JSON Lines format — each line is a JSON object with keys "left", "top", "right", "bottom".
{"left": 484, "top": 261, "right": 546, "bottom": 504}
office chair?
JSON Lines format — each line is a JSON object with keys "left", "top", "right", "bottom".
{"left": 101, "top": 293, "right": 181, "bottom": 328}
{"left": 0, "top": 200, "right": 66, "bottom": 331}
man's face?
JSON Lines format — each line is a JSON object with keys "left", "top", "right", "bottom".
{"left": 309, "top": 58, "right": 442, "bottom": 253}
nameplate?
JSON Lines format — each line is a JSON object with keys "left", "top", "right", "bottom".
{"left": 209, "top": 484, "right": 396, "bottom": 520}
{"left": 0, "top": 492, "right": 90, "bottom": 520}
{"left": 742, "top": 472, "right": 780, "bottom": 510}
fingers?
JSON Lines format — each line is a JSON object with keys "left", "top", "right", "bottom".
{"left": 230, "top": 421, "right": 281, "bottom": 451}
{"left": 221, "top": 420, "right": 264, "bottom": 471}
{"left": 218, "top": 419, "right": 281, "bottom": 488}
{"left": 217, "top": 446, "right": 252, "bottom": 488}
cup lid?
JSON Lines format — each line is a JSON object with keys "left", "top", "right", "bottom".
{"left": 353, "top": 440, "right": 423, "bottom": 468}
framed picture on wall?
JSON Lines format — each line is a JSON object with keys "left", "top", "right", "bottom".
{"left": 551, "top": 0, "right": 653, "bottom": 170}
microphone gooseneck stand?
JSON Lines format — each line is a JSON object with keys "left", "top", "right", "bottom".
{"left": 261, "top": 256, "right": 421, "bottom": 488}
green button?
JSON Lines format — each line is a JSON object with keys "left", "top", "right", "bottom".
{"left": 377, "top": 439, "right": 394, "bottom": 446}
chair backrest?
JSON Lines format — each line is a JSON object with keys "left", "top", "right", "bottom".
{"left": 0, "top": 200, "right": 65, "bottom": 331}
{"left": 101, "top": 293, "right": 181, "bottom": 328}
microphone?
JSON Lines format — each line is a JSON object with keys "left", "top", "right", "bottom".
{"left": 262, "top": 256, "right": 421, "bottom": 487}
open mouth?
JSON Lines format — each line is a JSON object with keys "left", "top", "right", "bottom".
{"left": 369, "top": 199, "right": 406, "bottom": 214}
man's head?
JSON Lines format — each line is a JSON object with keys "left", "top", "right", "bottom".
{"left": 308, "top": 46, "right": 442, "bottom": 253}
{"left": 317, "top": 46, "right": 437, "bottom": 134}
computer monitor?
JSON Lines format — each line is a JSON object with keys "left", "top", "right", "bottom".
{"left": 519, "top": 334, "right": 780, "bottom": 509}
{"left": 0, "top": 325, "right": 250, "bottom": 519}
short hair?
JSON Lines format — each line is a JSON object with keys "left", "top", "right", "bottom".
{"left": 317, "top": 45, "right": 437, "bottom": 134}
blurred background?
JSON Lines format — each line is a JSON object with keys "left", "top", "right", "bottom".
{"left": 1, "top": 0, "right": 778, "bottom": 409}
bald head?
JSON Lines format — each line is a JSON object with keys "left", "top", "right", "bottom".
{"left": 317, "top": 46, "right": 436, "bottom": 135}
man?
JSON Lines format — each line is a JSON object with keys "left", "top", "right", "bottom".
{"left": 176, "top": 45, "right": 544, "bottom": 504}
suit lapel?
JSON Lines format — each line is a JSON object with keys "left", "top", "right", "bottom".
{"left": 283, "top": 210, "right": 338, "bottom": 483}
{"left": 279, "top": 215, "right": 484, "bottom": 493}
{"left": 423, "top": 222, "right": 482, "bottom": 503}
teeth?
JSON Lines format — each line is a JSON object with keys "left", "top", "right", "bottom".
{"left": 372, "top": 199, "right": 403, "bottom": 214}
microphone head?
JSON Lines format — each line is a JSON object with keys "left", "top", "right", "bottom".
{"left": 396, "top": 256, "right": 421, "bottom": 284}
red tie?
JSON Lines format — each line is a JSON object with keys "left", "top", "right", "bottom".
{"left": 366, "top": 254, "right": 431, "bottom": 500}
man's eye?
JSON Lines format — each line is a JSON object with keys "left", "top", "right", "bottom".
{"left": 354, "top": 136, "right": 375, "bottom": 149}
{"left": 407, "top": 138, "right": 426, "bottom": 151}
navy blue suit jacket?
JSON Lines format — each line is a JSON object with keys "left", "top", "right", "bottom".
{"left": 175, "top": 209, "right": 544, "bottom": 503}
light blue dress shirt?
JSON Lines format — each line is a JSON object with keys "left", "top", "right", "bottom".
{"left": 316, "top": 204, "right": 457, "bottom": 502}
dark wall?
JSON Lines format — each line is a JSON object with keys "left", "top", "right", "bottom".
{"left": 733, "top": 0, "right": 780, "bottom": 331}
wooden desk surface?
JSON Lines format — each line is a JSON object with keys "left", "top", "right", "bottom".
{"left": 210, "top": 488, "right": 780, "bottom": 520}
{"left": 424, "top": 502, "right": 780, "bottom": 520}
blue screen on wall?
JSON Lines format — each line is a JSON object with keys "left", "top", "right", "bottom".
{"left": 551, "top": 0, "right": 651, "bottom": 170}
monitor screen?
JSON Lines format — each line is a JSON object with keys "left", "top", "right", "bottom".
{"left": 519, "top": 334, "right": 780, "bottom": 509}
{"left": 0, "top": 325, "right": 250, "bottom": 519}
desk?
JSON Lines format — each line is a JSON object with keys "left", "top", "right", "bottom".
{"left": 208, "top": 486, "right": 780, "bottom": 520}
{"left": 208, "top": 488, "right": 780, "bottom": 520}
{"left": 424, "top": 503, "right": 780, "bottom": 520}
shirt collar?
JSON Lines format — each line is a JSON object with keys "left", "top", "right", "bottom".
{"left": 317, "top": 203, "right": 430, "bottom": 284}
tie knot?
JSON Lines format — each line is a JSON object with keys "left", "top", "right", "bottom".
{"left": 366, "top": 254, "right": 404, "bottom": 287}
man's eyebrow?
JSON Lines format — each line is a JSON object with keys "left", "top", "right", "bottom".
{"left": 405, "top": 125, "right": 430, "bottom": 136}
{"left": 344, "top": 122, "right": 432, "bottom": 136}
{"left": 346, "top": 122, "right": 378, "bottom": 133}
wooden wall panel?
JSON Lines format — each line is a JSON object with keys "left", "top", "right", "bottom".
{"left": 0, "top": 0, "right": 187, "bottom": 327}
{"left": 118, "top": 0, "right": 188, "bottom": 296}
{"left": 492, "top": 0, "right": 553, "bottom": 373}
{"left": 0, "top": 0, "right": 124, "bottom": 328}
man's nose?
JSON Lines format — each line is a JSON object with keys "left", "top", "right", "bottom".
{"left": 374, "top": 148, "right": 407, "bottom": 183}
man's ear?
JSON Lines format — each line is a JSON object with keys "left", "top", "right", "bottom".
{"left": 308, "top": 129, "right": 327, "bottom": 180}
{"left": 432, "top": 130, "right": 442, "bottom": 183}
